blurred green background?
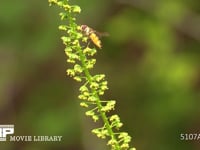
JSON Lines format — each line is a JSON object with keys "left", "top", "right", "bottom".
{"left": 0, "top": 0, "right": 200, "bottom": 149}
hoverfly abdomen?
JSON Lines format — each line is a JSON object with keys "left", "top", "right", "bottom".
{"left": 80, "top": 25, "right": 102, "bottom": 49}
{"left": 89, "top": 33, "right": 102, "bottom": 49}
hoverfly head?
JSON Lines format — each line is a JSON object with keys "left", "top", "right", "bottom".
{"left": 80, "top": 25, "right": 90, "bottom": 35}
{"left": 80, "top": 25, "right": 87, "bottom": 30}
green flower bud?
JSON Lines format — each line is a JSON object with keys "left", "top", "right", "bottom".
{"left": 90, "top": 82, "right": 99, "bottom": 89}
{"left": 92, "top": 115, "right": 99, "bottom": 122}
{"left": 85, "top": 110, "right": 95, "bottom": 116}
{"left": 63, "top": 4, "right": 71, "bottom": 10}
{"left": 78, "top": 94, "right": 87, "bottom": 100}
{"left": 48, "top": 0, "right": 57, "bottom": 6}
{"left": 66, "top": 69, "right": 75, "bottom": 77}
{"left": 80, "top": 102, "right": 89, "bottom": 108}
{"left": 58, "top": 25, "right": 67, "bottom": 31}
{"left": 110, "top": 115, "right": 120, "bottom": 122}
{"left": 73, "top": 76, "right": 82, "bottom": 82}
{"left": 88, "top": 96, "right": 97, "bottom": 102}
{"left": 74, "top": 64, "right": 83, "bottom": 73}
{"left": 59, "top": 12, "right": 67, "bottom": 20}
{"left": 79, "top": 85, "right": 88, "bottom": 92}
{"left": 107, "top": 139, "right": 117, "bottom": 146}
{"left": 120, "top": 143, "right": 129, "bottom": 149}
{"left": 72, "top": 5, "right": 81, "bottom": 13}
{"left": 67, "top": 58, "right": 75, "bottom": 63}
{"left": 61, "top": 36, "right": 71, "bottom": 44}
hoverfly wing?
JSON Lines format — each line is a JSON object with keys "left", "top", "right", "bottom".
{"left": 96, "top": 31, "right": 109, "bottom": 37}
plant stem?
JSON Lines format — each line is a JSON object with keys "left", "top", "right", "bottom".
{"left": 78, "top": 47, "right": 121, "bottom": 149}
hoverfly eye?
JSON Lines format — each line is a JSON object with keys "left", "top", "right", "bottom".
{"left": 81, "top": 25, "right": 87, "bottom": 31}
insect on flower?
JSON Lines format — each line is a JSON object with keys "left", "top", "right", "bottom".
{"left": 80, "top": 25, "right": 108, "bottom": 49}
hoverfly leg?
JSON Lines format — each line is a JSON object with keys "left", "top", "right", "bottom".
{"left": 87, "top": 41, "right": 90, "bottom": 47}
{"left": 86, "top": 40, "right": 92, "bottom": 48}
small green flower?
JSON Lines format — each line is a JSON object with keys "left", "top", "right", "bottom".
{"left": 59, "top": 25, "right": 68, "bottom": 30}
{"left": 59, "top": 12, "right": 68, "bottom": 20}
{"left": 79, "top": 85, "right": 89, "bottom": 92}
{"left": 73, "top": 76, "right": 82, "bottom": 82}
{"left": 61, "top": 36, "right": 71, "bottom": 43}
{"left": 88, "top": 95, "right": 97, "bottom": 102}
{"left": 92, "top": 115, "right": 99, "bottom": 122}
{"left": 90, "top": 81, "right": 99, "bottom": 89}
{"left": 78, "top": 94, "right": 87, "bottom": 100}
{"left": 86, "top": 59, "right": 96, "bottom": 69}
{"left": 72, "top": 5, "right": 81, "bottom": 13}
{"left": 85, "top": 110, "right": 95, "bottom": 116}
{"left": 80, "top": 102, "right": 89, "bottom": 108}
{"left": 48, "top": 0, "right": 57, "bottom": 5}
{"left": 74, "top": 64, "right": 83, "bottom": 73}
{"left": 66, "top": 69, "right": 75, "bottom": 77}
{"left": 83, "top": 47, "right": 97, "bottom": 56}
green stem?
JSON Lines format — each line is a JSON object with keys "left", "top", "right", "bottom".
{"left": 78, "top": 47, "right": 121, "bottom": 150}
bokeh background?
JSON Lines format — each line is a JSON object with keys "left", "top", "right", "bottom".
{"left": 0, "top": 0, "right": 200, "bottom": 149}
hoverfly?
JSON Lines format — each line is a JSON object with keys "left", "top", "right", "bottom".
{"left": 80, "top": 25, "right": 108, "bottom": 49}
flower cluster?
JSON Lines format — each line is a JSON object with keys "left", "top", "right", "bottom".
{"left": 49, "top": 0, "right": 136, "bottom": 150}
